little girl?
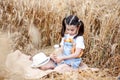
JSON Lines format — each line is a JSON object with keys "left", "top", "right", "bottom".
{"left": 51, "top": 15, "right": 85, "bottom": 69}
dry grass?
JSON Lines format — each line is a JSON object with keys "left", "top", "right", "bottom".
{"left": 0, "top": 0, "right": 120, "bottom": 79}
{"left": 40, "top": 69, "right": 116, "bottom": 80}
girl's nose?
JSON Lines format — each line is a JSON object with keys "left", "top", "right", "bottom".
{"left": 68, "top": 31, "right": 71, "bottom": 34}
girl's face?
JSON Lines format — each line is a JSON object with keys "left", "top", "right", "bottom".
{"left": 66, "top": 25, "right": 78, "bottom": 36}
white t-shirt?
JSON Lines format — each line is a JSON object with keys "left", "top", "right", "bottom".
{"left": 60, "top": 34, "right": 85, "bottom": 49}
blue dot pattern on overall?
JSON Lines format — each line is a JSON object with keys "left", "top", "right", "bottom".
{"left": 61, "top": 35, "right": 82, "bottom": 69}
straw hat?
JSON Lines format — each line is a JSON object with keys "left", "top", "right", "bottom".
{"left": 31, "top": 52, "right": 50, "bottom": 68}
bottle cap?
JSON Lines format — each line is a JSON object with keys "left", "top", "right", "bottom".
{"left": 54, "top": 44, "right": 59, "bottom": 48}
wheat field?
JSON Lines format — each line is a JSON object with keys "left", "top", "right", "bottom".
{"left": 0, "top": 0, "right": 120, "bottom": 80}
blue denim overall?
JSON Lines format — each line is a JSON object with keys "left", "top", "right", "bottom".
{"left": 62, "top": 35, "right": 82, "bottom": 69}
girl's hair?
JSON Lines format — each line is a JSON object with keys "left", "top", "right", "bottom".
{"left": 61, "top": 15, "right": 84, "bottom": 38}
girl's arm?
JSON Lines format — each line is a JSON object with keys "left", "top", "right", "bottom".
{"left": 61, "top": 48, "right": 83, "bottom": 60}
{"left": 55, "top": 48, "right": 83, "bottom": 63}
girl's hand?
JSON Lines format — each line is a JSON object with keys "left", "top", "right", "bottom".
{"left": 50, "top": 53, "right": 64, "bottom": 63}
{"left": 50, "top": 53, "right": 57, "bottom": 62}
{"left": 54, "top": 56, "right": 63, "bottom": 63}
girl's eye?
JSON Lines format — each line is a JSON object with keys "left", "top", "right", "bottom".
{"left": 66, "top": 29, "right": 74, "bottom": 31}
{"left": 67, "top": 29, "right": 70, "bottom": 31}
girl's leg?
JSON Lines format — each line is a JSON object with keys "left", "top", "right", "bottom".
{"left": 54, "top": 64, "right": 74, "bottom": 73}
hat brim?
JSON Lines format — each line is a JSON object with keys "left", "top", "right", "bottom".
{"left": 31, "top": 57, "right": 50, "bottom": 68}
